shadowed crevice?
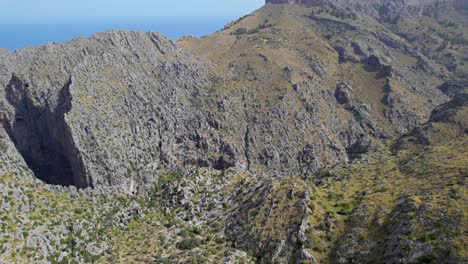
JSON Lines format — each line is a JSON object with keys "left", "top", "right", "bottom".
{"left": 4, "top": 74, "right": 91, "bottom": 188}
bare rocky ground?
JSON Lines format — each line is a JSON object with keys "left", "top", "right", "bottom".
{"left": 0, "top": 0, "right": 467, "bottom": 263}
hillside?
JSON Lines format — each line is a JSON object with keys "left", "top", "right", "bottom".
{"left": 0, "top": 0, "right": 467, "bottom": 263}
{"left": 0, "top": 87, "right": 466, "bottom": 263}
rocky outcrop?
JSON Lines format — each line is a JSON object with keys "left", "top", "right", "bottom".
{"left": 0, "top": 31, "right": 220, "bottom": 188}
{"left": 439, "top": 79, "right": 468, "bottom": 98}
{"left": 267, "top": 0, "right": 461, "bottom": 22}
{"left": 1, "top": 29, "right": 344, "bottom": 188}
{"left": 393, "top": 92, "right": 467, "bottom": 151}
{"left": 335, "top": 82, "right": 353, "bottom": 104}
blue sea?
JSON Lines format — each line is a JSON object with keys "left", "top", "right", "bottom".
{"left": 0, "top": 18, "right": 234, "bottom": 51}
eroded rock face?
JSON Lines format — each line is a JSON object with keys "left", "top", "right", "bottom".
{"left": 393, "top": 93, "right": 467, "bottom": 151}
{"left": 0, "top": 31, "right": 221, "bottom": 188}
{"left": 439, "top": 79, "right": 468, "bottom": 98}
{"left": 0, "top": 28, "right": 393, "bottom": 188}
{"left": 266, "top": 0, "right": 459, "bottom": 22}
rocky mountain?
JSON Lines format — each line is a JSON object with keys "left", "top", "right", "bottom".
{"left": 0, "top": 31, "right": 218, "bottom": 189}
{"left": 0, "top": 0, "right": 466, "bottom": 263}
{"left": 0, "top": 93, "right": 466, "bottom": 263}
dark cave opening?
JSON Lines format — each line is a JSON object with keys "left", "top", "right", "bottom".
{"left": 4, "top": 74, "right": 90, "bottom": 188}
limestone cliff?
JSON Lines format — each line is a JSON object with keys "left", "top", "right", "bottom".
{"left": 0, "top": 31, "right": 216, "bottom": 188}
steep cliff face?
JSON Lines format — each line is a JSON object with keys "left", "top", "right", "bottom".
{"left": 0, "top": 31, "right": 222, "bottom": 189}
{"left": 2, "top": 0, "right": 467, "bottom": 189}
{"left": 4, "top": 75, "right": 86, "bottom": 187}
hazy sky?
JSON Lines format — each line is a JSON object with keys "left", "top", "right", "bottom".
{"left": 1, "top": 0, "right": 264, "bottom": 22}
{"left": 0, "top": 0, "right": 264, "bottom": 50}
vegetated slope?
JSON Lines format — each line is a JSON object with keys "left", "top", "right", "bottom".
{"left": 180, "top": 1, "right": 465, "bottom": 177}
{"left": 0, "top": 81, "right": 466, "bottom": 263}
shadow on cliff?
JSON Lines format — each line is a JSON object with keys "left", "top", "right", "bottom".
{"left": 3, "top": 74, "right": 90, "bottom": 188}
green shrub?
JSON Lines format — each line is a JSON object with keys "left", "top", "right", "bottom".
{"left": 334, "top": 202, "right": 353, "bottom": 215}
{"left": 232, "top": 28, "right": 247, "bottom": 35}
{"left": 437, "top": 32, "right": 468, "bottom": 45}
{"left": 330, "top": 9, "right": 357, "bottom": 20}
{"left": 190, "top": 227, "right": 202, "bottom": 235}
{"left": 440, "top": 20, "right": 458, "bottom": 28}
{"left": 231, "top": 21, "right": 274, "bottom": 36}
{"left": 417, "top": 254, "right": 437, "bottom": 263}
{"left": 176, "top": 237, "right": 203, "bottom": 250}
{"left": 146, "top": 171, "right": 184, "bottom": 207}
